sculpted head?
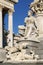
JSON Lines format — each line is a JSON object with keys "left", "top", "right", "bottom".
{"left": 29, "top": 18, "right": 35, "bottom": 24}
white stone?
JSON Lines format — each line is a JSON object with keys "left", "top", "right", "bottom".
{"left": 36, "top": 14, "right": 43, "bottom": 34}
{"left": 25, "top": 16, "right": 38, "bottom": 39}
{"left": 11, "top": 0, "right": 18, "bottom": 3}
{"left": 0, "top": 6, "right": 3, "bottom": 48}
{"left": 8, "top": 10, "right": 13, "bottom": 47}
{"left": 18, "top": 25, "right": 25, "bottom": 29}
{"left": 0, "top": 0, "right": 14, "bottom": 11}
{"left": 5, "top": 46, "right": 10, "bottom": 51}
{"left": 8, "top": 47, "right": 18, "bottom": 54}
{"left": 0, "top": 0, "right": 18, "bottom": 48}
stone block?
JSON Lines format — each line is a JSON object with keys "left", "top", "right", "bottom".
{"left": 0, "top": 48, "right": 6, "bottom": 62}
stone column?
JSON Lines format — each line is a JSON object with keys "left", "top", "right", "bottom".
{"left": 36, "top": 14, "right": 43, "bottom": 35}
{"left": 8, "top": 10, "right": 13, "bottom": 47}
{"left": 0, "top": 6, "right": 3, "bottom": 48}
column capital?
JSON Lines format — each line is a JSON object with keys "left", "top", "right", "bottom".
{"left": 8, "top": 9, "right": 14, "bottom": 15}
{"left": 0, "top": 5, "right": 3, "bottom": 10}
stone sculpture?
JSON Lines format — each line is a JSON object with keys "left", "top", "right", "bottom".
{"left": 4, "top": 0, "right": 42, "bottom": 62}
{"left": 24, "top": 11, "right": 38, "bottom": 39}
{"left": 1, "top": 0, "right": 43, "bottom": 63}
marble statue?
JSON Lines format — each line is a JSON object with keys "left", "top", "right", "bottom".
{"left": 25, "top": 11, "right": 38, "bottom": 39}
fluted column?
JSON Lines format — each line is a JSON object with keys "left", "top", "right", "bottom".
{"left": 0, "top": 6, "right": 3, "bottom": 48}
{"left": 8, "top": 10, "right": 13, "bottom": 47}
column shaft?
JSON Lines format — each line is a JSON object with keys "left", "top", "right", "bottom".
{"left": 8, "top": 10, "right": 13, "bottom": 47}
{"left": 0, "top": 6, "right": 3, "bottom": 48}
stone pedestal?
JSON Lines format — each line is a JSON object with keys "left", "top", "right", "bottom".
{"left": 36, "top": 14, "right": 43, "bottom": 35}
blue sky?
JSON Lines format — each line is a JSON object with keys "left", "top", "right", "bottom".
{"left": 4, "top": 0, "right": 33, "bottom": 34}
